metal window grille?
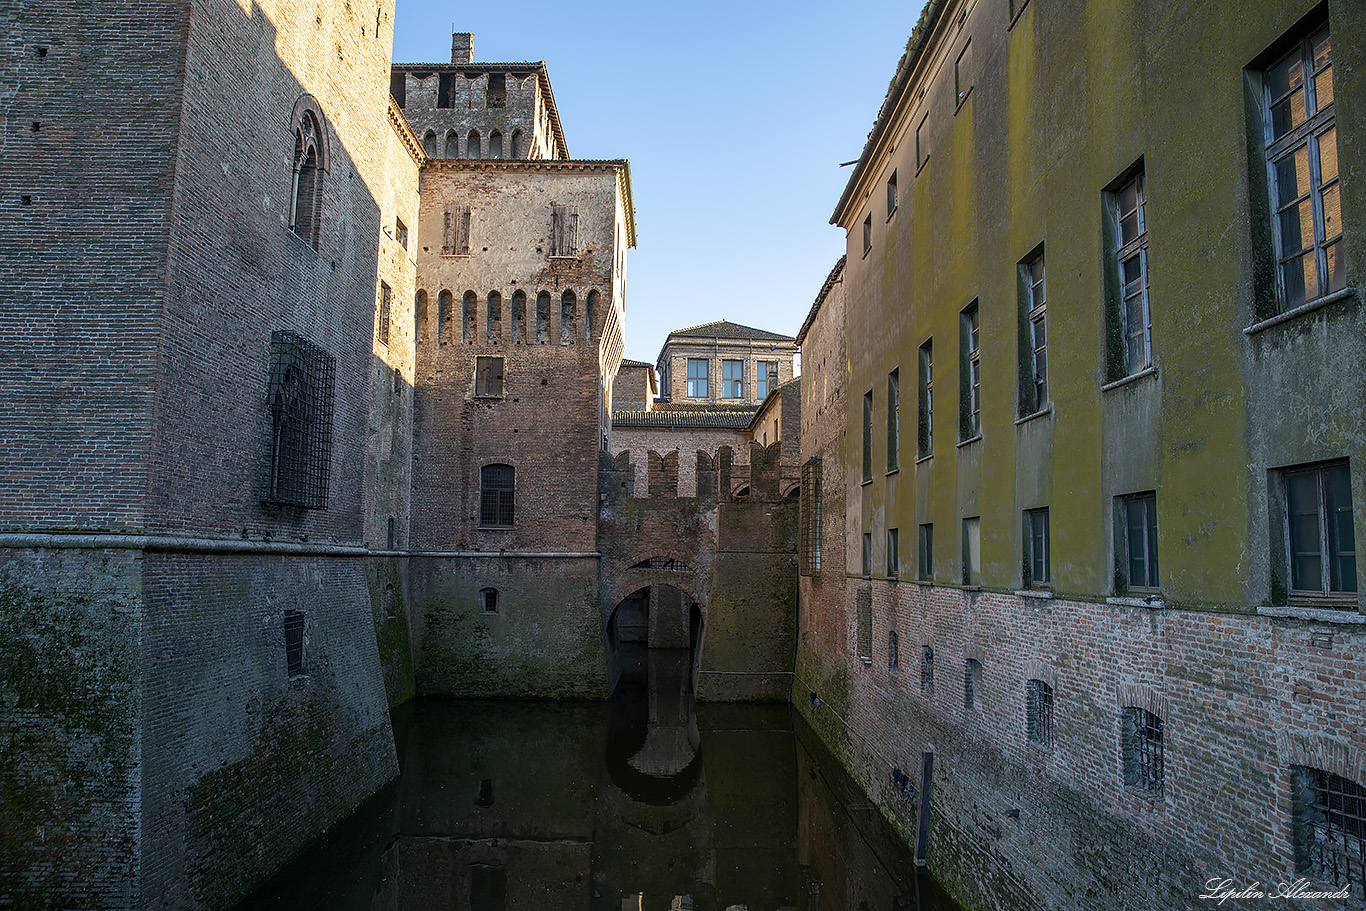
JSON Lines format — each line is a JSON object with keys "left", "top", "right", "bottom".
{"left": 480, "top": 588, "right": 499, "bottom": 614}
{"left": 480, "top": 464, "right": 515, "bottom": 527}
{"left": 266, "top": 331, "right": 334, "bottom": 509}
{"left": 1293, "top": 767, "right": 1366, "bottom": 900}
{"left": 283, "top": 610, "right": 305, "bottom": 677}
{"left": 799, "top": 458, "right": 822, "bottom": 575}
{"left": 1121, "top": 707, "right": 1164, "bottom": 796}
{"left": 378, "top": 281, "right": 391, "bottom": 344}
{"left": 920, "top": 646, "right": 934, "bottom": 694}
{"left": 1026, "top": 679, "right": 1054, "bottom": 747}
{"left": 965, "top": 659, "right": 982, "bottom": 710}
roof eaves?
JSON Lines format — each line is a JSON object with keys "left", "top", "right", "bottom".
{"left": 795, "top": 256, "right": 846, "bottom": 346}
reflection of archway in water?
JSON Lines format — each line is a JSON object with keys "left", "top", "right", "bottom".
{"left": 605, "top": 585, "right": 704, "bottom": 805}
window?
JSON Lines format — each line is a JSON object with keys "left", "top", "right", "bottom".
{"left": 920, "top": 646, "right": 934, "bottom": 694}
{"left": 1121, "top": 707, "right": 1164, "bottom": 797}
{"left": 422, "top": 130, "right": 437, "bottom": 157}
{"left": 585, "top": 290, "right": 599, "bottom": 341}
{"left": 887, "top": 170, "right": 897, "bottom": 216}
{"left": 479, "top": 588, "right": 499, "bottom": 614}
{"left": 889, "top": 630, "right": 900, "bottom": 672}
{"left": 479, "top": 464, "right": 515, "bottom": 527}
{"left": 856, "top": 588, "right": 872, "bottom": 659}
{"left": 551, "top": 205, "right": 579, "bottom": 257}
{"left": 1120, "top": 492, "right": 1159, "bottom": 591}
{"left": 960, "top": 303, "right": 980, "bottom": 440}
{"left": 290, "top": 108, "right": 326, "bottom": 248}
{"left": 886, "top": 527, "right": 899, "bottom": 579}
{"left": 377, "top": 281, "right": 391, "bottom": 345}
{"left": 862, "top": 214, "right": 872, "bottom": 255}
{"left": 395, "top": 217, "right": 408, "bottom": 249}
{"left": 862, "top": 390, "right": 873, "bottom": 482}
{"left": 1107, "top": 167, "right": 1151, "bottom": 377}
{"left": 510, "top": 129, "right": 522, "bottom": 159}
{"left": 800, "top": 458, "right": 823, "bottom": 575}
{"left": 965, "top": 658, "right": 982, "bottom": 710}
{"left": 437, "top": 290, "right": 452, "bottom": 345}
{"left": 687, "top": 358, "right": 709, "bottom": 398}
{"left": 916, "top": 113, "right": 929, "bottom": 169}
{"left": 560, "top": 290, "right": 576, "bottom": 344}
{"left": 510, "top": 290, "right": 526, "bottom": 343}
{"left": 887, "top": 369, "right": 900, "bottom": 471}
{"left": 467, "top": 130, "right": 481, "bottom": 158}
{"left": 486, "top": 291, "right": 501, "bottom": 344}
{"left": 283, "top": 610, "right": 305, "bottom": 677}
{"left": 918, "top": 523, "right": 933, "bottom": 581}
{"left": 962, "top": 516, "right": 981, "bottom": 585}
{"left": 1024, "top": 507, "right": 1050, "bottom": 586}
{"left": 488, "top": 130, "right": 502, "bottom": 159}
{"left": 955, "top": 40, "right": 973, "bottom": 106}
{"left": 1263, "top": 21, "right": 1342, "bottom": 310}
{"left": 475, "top": 357, "right": 503, "bottom": 397}
{"left": 918, "top": 341, "right": 933, "bottom": 458}
{"left": 1026, "top": 679, "right": 1053, "bottom": 747}
{"left": 862, "top": 532, "right": 872, "bottom": 577}
{"left": 486, "top": 73, "right": 506, "bottom": 108}
{"left": 751, "top": 360, "right": 774, "bottom": 399}
{"left": 1283, "top": 461, "right": 1356, "bottom": 597}
{"left": 462, "top": 291, "right": 476, "bottom": 343}
{"left": 445, "top": 130, "right": 458, "bottom": 157}
{"left": 266, "top": 331, "right": 335, "bottom": 509}
{"left": 416, "top": 289, "right": 428, "bottom": 343}
{"left": 1292, "top": 766, "right": 1366, "bottom": 901}
{"left": 536, "top": 292, "right": 550, "bottom": 343}
{"left": 436, "top": 72, "right": 453, "bottom": 109}
{"left": 721, "top": 359, "right": 744, "bottom": 399}
{"left": 443, "top": 205, "right": 471, "bottom": 256}
{"left": 390, "top": 70, "right": 407, "bottom": 107}
{"left": 1019, "top": 249, "right": 1047, "bottom": 415}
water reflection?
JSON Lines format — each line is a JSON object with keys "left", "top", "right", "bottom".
{"left": 237, "top": 648, "right": 962, "bottom": 911}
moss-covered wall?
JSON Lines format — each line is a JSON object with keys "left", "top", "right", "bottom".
{"left": 366, "top": 556, "right": 416, "bottom": 709}
{"left": 410, "top": 555, "right": 608, "bottom": 699}
{"left": 0, "top": 549, "right": 143, "bottom": 909}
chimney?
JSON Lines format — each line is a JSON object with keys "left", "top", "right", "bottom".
{"left": 451, "top": 32, "right": 473, "bottom": 65}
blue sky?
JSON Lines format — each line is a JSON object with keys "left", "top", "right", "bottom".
{"left": 393, "top": 1, "right": 929, "bottom": 366}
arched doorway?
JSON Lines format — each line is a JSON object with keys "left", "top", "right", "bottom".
{"left": 605, "top": 583, "right": 705, "bottom": 697}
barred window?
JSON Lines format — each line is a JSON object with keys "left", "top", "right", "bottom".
{"left": 480, "top": 464, "right": 515, "bottom": 527}
{"left": 283, "top": 610, "right": 306, "bottom": 677}
{"left": 1292, "top": 766, "right": 1366, "bottom": 901}
{"left": 480, "top": 588, "right": 499, "bottom": 614}
{"left": 1121, "top": 706, "right": 1164, "bottom": 796}
{"left": 1025, "top": 679, "right": 1053, "bottom": 747}
{"left": 266, "top": 331, "right": 334, "bottom": 509}
{"left": 799, "top": 458, "right": 823, "bottom": 575}
{"left": 443, "top": 205, "right": 471, "bottom": 256}
{"left": 550, "top": 205, "right": 578, "bottom": 257}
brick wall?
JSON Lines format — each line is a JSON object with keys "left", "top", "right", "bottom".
{"left": 659, "top": 339, "right": 797, "bottom": 405}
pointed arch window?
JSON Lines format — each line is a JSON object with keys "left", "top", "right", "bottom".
{"left": 289, "top": 97, "right": 330, "bottom": 249}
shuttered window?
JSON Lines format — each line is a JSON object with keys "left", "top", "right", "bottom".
{"left": 551, "top": 205, "right": 579, "bottom": 257}
{"left": 443, "top": 205, "right": 471, "bottom": 256}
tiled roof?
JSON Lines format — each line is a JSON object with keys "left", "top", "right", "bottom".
{"left": 620, "top": 358, "right": 653, "bottom": 368}
{"left": 795, "top": 256, "right": 846, "bottom": 345}
{"left": 613, "top": 404, "right": 758, "bottom": 429}
{"left": 665, "top": 320, "right": 795, "bottom": 344}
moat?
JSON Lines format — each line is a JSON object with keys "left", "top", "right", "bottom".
{"left": 237, "top": 648, "right": 963, "bottom": 911}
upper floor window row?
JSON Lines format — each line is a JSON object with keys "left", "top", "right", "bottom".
{"left": 416, "top": 287, "right": 601, "bottom": 346}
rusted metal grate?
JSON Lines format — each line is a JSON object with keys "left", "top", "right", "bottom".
{"left": 480, "top": 464, "right": 514, "bottom": 527}
{"left": 283, "top": 610, "right": 305, "bottom": 677}
{"left": 1026, "top": 679, "right": 1053, "bottom": 747}
{"left": 266, "top": 331, "right": 334, "bottom": 509}
{"left": 1121, "top": 706, "right": 1163, "bottom": 796}
{"left": 1294, "top": 767, "right": 1366, "bottom": 900}
{"left": 799, "top": 458, "right": 822, "bottom": 575}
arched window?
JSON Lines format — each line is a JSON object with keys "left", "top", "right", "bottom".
{"left": 486, "top": 291, "right": 502, "bottom": 344}
{"left": 560, "top": 290, "right": 576, "bottom": 344}
{"left": 510, "top": 129, "right": 522, "bottom": 159}
{"left": 445, "top": 130, "right": 459, "bottom": 157}
{"left": 536, "top": 291, "right": 550, "bottom": 343}
{"left": 1026, "top": 679, "right": 1054, "bottom": 746}
{"left": 462, "top": 291, "right": 477, "bottom": 343}
{"left": 415, "top": 289, "right": 428, "bottom": 344}
{"left": 489, "top": 130, "right": 503, "bottom": 159}
{"left": 421, "top": 129, "right": 437, "bottom": 157}
{"left": 585, "top": 290, "right": 599, "bottom": 341}
{"left": 510, "top": 290, "right": 526, "bottom": 343}
{"left": 1121, "top": 706, "right": 1163, "bottom": 796}
{"left": 480, "top": 464, "right": 514, "bottom": 527}
{"left": 437, "top": 290, "right": 452, "bottom": 345}
{"left": 467, "top": 130, "right": 481, "bottom": 159}
{"left": 290, "top": 102, "right": 329, "bottom": 249}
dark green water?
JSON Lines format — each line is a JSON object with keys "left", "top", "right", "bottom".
{"left": 237, "top": 649, "right": 963, "bottom": 911}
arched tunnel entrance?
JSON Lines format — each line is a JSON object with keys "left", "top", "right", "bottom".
{"left": 604, "top": 584, "right": 705, "bottom": 804}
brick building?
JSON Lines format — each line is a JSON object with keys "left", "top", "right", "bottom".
{"left": 797, "top": 0, "right": 1366, "bottom": 909}
{"left": 656, "top": 320, "right": 797, "bottom": 406}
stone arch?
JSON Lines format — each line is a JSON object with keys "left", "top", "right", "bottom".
{"left": 289, "top": 94, "right": 332, "bottom": 174}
